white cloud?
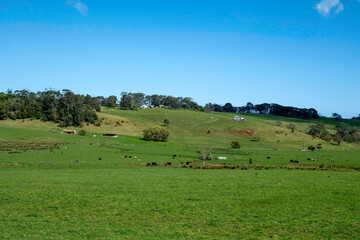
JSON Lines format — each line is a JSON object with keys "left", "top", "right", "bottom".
{"left": 314, "top": 0, "right": 344, "bottom": 17}
{"left": 66, "top": 1, "right": 88, "bottom": 16}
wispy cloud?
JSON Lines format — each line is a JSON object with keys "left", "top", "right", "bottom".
{"left": 66, "top": 1, "right": 88, "bottom": 16}
{"left": 314, "top": 0, "right": 344, "bottom": 17}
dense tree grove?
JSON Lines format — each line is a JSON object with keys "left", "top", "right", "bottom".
{"left": 205, "top": 102, "right": 320, "bottom": 120}
{"left": 119, "top": 92, "right": 202, "bottom": 110}
{"left": 307, "top": 122, "right": 359, "bottom": 145}
{"left": 0, "top": 89, "right": 100, "bottom": 127}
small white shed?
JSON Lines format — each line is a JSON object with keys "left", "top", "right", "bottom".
{"left": 234, "top": 116, "right": 245, "bottom": 121}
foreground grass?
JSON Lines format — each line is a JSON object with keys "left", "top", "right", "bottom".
{"left": 0, "top": 166, "right": 359, "bottom": 239}
{"left": 0, "top": 110, "right": 359, "bottom": 239}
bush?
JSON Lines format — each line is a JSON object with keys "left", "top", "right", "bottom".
{"left": 287, "top": 123, "right": 296, "bottom": 133}
{"left": 231, "top": 141, "right": 241, "bottom": 149}
{"left": 308, "top": 146, "right": 316, "bottom": 151}
{"left": 143, "top": 126, "right": 170, "bottom": 142}
{"left": 79, "top": 129, "right": 87, "bottom": 136}
{"left": 163, "top": 118, "right": 170, "bottom": 126}
{"left": 94, "top": 120, "right": 102, "bottom": 127}
{"left": 251, "top": 135, "right": 261, "bottom": 142}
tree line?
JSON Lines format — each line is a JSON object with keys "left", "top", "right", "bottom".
{"left": 100, "top": 92, "right": 202, "bottom": 110}
{"left": 0, "top": 89, "right": 100, "bottom": 127}
{"left": 1, "top": 89, "right": 358, "bottom": 127}
{"left": 205, "top": 102, "right": 320, "bottom": 120}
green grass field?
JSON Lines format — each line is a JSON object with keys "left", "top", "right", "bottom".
{"left": 0, "top": 109, "right": 359, "bottom": 239}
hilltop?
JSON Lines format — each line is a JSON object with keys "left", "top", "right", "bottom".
{"left": 1, "top": 107, "right": 359, "bottom": 151}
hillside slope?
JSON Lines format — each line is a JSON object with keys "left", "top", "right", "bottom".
{"left": 0, "top": 108, "right": 358, "bottom": 151}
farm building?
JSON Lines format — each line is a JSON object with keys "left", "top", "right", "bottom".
{"left": 233, "top": 116, "right": 245, "bottom": 121}
{"left": 102, "top": 134, "right": 118, "bottom": 138}
{"left": 63, "top": 130, "right": 76, "bottom": 135}
{"left": 140, "top": 105, "right": 149, "bottom": 109}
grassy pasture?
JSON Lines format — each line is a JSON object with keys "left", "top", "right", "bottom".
{"left": 0, "top": 109, "right": 359, "bottom": 239}
{"left": 1, "top": 167, "right": 359, "bottom": 239}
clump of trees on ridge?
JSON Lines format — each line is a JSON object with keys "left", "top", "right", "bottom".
{"left": 205, "top": 102, "right": 320, "bottom": 120}
{"left": 307, "top": 122, "right": 359, "bottom": 145}
{"left": 0, "top": 89, "right": 99, "bottom": 127}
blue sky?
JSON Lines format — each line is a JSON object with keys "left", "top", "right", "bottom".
{"left": 0, "top": 0, "right": 359, "bottom": 118}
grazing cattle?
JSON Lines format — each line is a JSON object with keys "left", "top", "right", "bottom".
{"left": 186, "top": 161, "right": 190, "bottom": 165}
{"left": 307, "top": 158, "right": 311, "bottom": 161}
{"left": 120, "top": 156, "right": 123, "bottom": 158}
{"left": 249, "top": 158, "right": 252, "bottom": 164}
{"left": 129, "top": 156, "right": 132, "bottom": 158}
{"left": 330, "top": 159, "right": 334, "bottom": 162}
{"left": 294, "top": 160, "right": 299, "bottom": 163}
{"left": 151, "top": 162, "right": 157, "bottom": 166}
{"left": 267, "top": 156, "right": 271, "bottom": 159}
{"left": 146, "top": 162, "right": 151, "bottom": 166}
{"left": 138, "top": 156, "right": 141, "bottom": 159}
{"left": 98, "top": 158, "right": 102, "bottom": 161}
{"left": 172, "top": 155, "right": 177, "bottom": 159}
{"left": 164, "top": 163, "right": 169, "bottom": 166}
{"left": 311, "top": 159, "right": 315, "bottom": 162}
{"left": 125, "top": 155, "right": 128, "bottom": 158}
{"left": 166, "top": 162, "right": 172, "bottom": 166}
{"left": 290, "top": 160, "right": 294, "bottom": 163}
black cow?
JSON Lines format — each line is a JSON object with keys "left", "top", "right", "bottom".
{"left": 151, "top": 162, "right": 158, "bottom": 166}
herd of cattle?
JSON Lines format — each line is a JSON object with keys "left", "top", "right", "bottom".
{"left": 98, "top": 154, "right": 335, "bottom": 166}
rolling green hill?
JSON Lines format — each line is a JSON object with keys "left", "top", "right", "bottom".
{"left": 0, "top": 107, "right": 359, "bottom": 168}
{"left": 1, "top": 108, "right": 360, "bottom": 239}
{"left": 102, "top": 108, "right": 359, "bottom": 150}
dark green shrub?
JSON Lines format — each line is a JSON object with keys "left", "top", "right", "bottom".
{"left": 79, "top": 129, "right": 87, "bottom": 136}
{"left": 94, "top": 120, "right": 102, "bottom": 127}
{"left": 163, "top": 118, "right": 170, "bottom": 126}
{"left": 231, "top": 141, "right": 241, "bottom": 149}
{"left": 308, "top": 146, "right": 315, "bottom": 151}
{"left": 251, "top": 135, "right": 261, "bottom": 142}
{"left": 143, "top": 126, "right": 170, "bottom": 142}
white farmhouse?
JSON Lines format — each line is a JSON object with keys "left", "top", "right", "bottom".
{"left": 233, "top": 116, "right": 245, "bottom": 121}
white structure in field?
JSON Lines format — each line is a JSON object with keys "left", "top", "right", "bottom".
{"left": 218, "top": 157, "right": 227, "bottom": 160}
{"left": 233, "top": 116, "right": 245, "bottom": 121}
{"left": 140, "top": 105, "right": 154, "bottom": 109}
